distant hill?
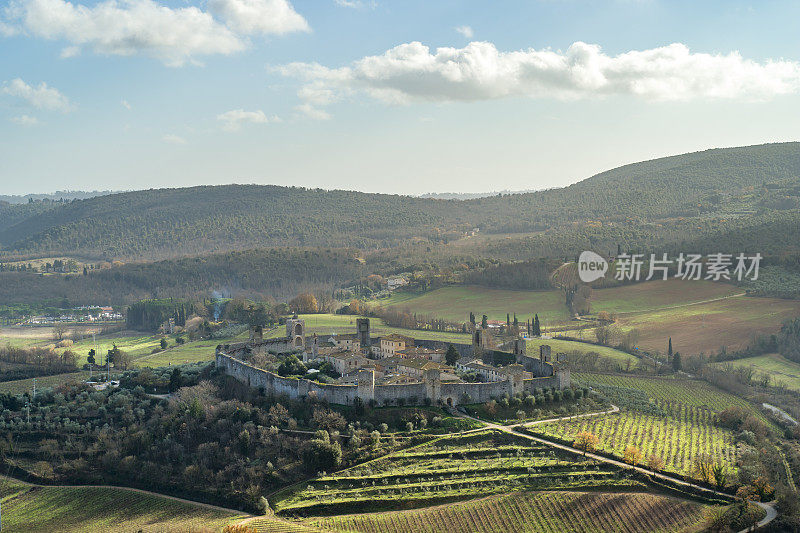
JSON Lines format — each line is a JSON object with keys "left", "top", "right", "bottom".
{"left": 0, "top": 190, "right": 119, "bottom": 204}
{"left": 418, "top": 189, "right": 540, "bottom": 200}
{"left": 2, "top": 142, "right": 799, "bottom": 260}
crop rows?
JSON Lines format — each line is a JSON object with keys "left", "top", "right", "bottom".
{"left": 307, "top": 490, "right": 710, "bottom": 533}
{"left": 0, "top": 483, "right": 242, "bottom": 532}
{"left": 534, "top": 403, "right": 737, "bottom": 475}
{"left": 273, "top": 432, "right": 637, "bottom": 515}
{"left": 575, "top": 373, "right": 766, "bottom": 414}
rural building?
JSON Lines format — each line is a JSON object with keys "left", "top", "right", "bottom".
{"left": 396, "top": 346, "right": 447, "bottom": 362}
{"left": 324, "top": 351, "right": 370, "bottom": 375}
{"left": 380, "top": 333, "right": 415, "bottom": 358}
{"left": 387, "top": 276, "right": 409, "bottom": 290}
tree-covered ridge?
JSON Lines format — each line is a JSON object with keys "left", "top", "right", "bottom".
{"left": 0, "top": 248, "right": 367, "bottom": 307}
{"left": 2, "top": 143, "right": 799, "bottom": 260}
{"left": 0, "top": 185, "right": 467, "bottom": 259}
{"left": 0, "top": 201, "right": 60, "bottom": 233}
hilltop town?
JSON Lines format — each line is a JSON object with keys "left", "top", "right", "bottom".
{"left": 216, "top": 317, "right": 569, "bottom": 408}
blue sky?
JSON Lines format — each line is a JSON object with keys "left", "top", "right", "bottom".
{"left": 2, "top": 0, "right": 800, "bottom": 195}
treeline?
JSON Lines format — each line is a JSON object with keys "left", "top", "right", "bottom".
{"left": 0, "top": 346, "right": 77, "bottom": 382}
{"left": 0, "top": 248, "right": 369, "bottom": 307}
{"left": 126, "top": 299, "right": 196, "bottom": 331}
{"left": 463, "top": 258, "right": 560, "bottom": 290}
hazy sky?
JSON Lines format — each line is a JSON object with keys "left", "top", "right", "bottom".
{"left": 2, "top": 0, "right": 800, "bottom": 195}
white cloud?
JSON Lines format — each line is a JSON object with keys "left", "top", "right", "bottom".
{"left": 0, "top": 20, "right": 18, "bottom": 36}
{"left": 208, "top": 0, "right": 308, "bottom": 35}
{"left": 280, "top": 41, "right": 800, "bottom": 114}
{"left": 121, "top": 99, "right": 131, "bottom": 110}
{"left": 2, "top": 78, "right": 73, "bottom": 111}
{"left": 295, "top": 103, "right": 330, "bottom": 120}
{"left": 3, "top": 0, "right": 308, "bottom": 66}
{"left": 59, "top": 45, "right": 80, "bottom": 58}
{"left": 162, "top": 134, "right": 187, "bottom": 145}
{"left": 217, "top": 108, "right": 279, "bottom": 131}
{"left": 11, "top": 114, "right": 39, "bottom": 126}
{"left": 334, "top": 0, "right": 376, "bottom": 8}
{"left": 455, "top": 25, "right": 473, "bottom": 39}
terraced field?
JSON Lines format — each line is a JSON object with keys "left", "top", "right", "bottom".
{"left": 306, "top": 490, "right": 712, "bottom": 533}
{"left": 0, "top": 478, "right": 245, "bottom": 532}
{"left": 533, "top": 374, "right": 772, "bottom": 477}
{"left": 272, "top": 430, "right": 640, "bottom": 516}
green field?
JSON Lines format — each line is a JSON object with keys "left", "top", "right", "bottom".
{"left": 526, "top": 338, "right": 637, "bottom": 365}
{"left": 306, "top": 490, "right": 712, "bottom": 533}
{"left": 377, "top": 280, "right": 744, "bottom": 327}
{"left": 267, "top": 314, "right": 472, "bottom": 345}
{"left": 378, "top": 285, "right": 570, "bottom": 325}
{"left": 272, "top": 430, "right": 641, "bottom": 516}
{"left": 373, "top": 280, "right": 799, "bottom": 357}
{"left": 0, "top": 477, "right": 245, "bottom": 532}
{"left": 712, "top": 353, "right": 800, "bottom": 392}
{"left": 0, "top": 371, "right": 93, "bottom": 394}
{"left": 591, "top": 279, "right": 742, "bottom": 315}
{"left": 0, "top": 327, "right": 251, "bottom": 370}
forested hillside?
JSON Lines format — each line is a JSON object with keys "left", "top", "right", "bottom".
{"left": 1, "top": 142, "right": 799, "bottom": 260}
{"left": 0, "top": 248, "right": 367, "bottom": 307}
{"left": 0, "top": 201, "right": 59, "bottom": 233}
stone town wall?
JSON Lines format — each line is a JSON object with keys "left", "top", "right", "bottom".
{"left": 216, "top": 349, "right": 569, "bottom": 407}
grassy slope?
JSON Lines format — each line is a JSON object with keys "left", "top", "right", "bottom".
{"left": 378, "top": 286, "right": 570, "bottom": 324}
{"left": 267, "top": 314, "right": 473, "bottom": 345}
{"left": 0, "top": 478, "right": 244, "bottom": 533}
{"left": 712, "top": 353, "right": 800, "bottom": 392}
{"left": 0, "top": 371, "right": 92, "bottom": 394}
{"left": 615, "top": 295, "right": 800, "bottom": 354}
{"left": 590, "top": 279, "right": 742, "bottom": 314}
{"left": 526, "top": 337, "right": 637, "bottom": 364}
{"left": 306, "top": 491, "right": 711, "bottom": 533}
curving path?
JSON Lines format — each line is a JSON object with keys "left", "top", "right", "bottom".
{"left": 741, "top": 501, "right": 777, "bottom": 533}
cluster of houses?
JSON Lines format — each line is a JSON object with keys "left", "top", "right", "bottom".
{"left": 220, "top": 316, "right": 569, "bottom": 407}
{"left": 24, "top": 306, "right": 122, "bottom": 325}
{"left": 304, "top": 327, "right": 534, "bottom": 387}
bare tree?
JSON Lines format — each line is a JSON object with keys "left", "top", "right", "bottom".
{"left": 53, "top": 324, "right": 67, "bottom": 341}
